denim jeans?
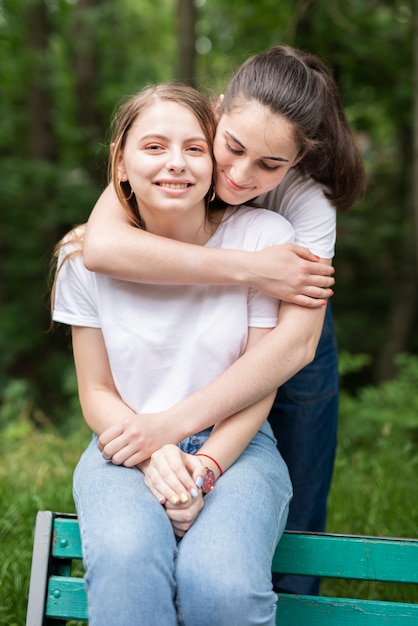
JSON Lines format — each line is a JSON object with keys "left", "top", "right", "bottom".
{"left": 269, "top": 303, "right": 339, "bottom": 595}
{"left": 73, "top": 421, "right": 292, "bottom": 625}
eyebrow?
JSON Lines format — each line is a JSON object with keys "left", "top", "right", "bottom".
{"left": 140, "top": 133, "right": 208, "bottom": 144}
{"left": 225, "top": 131, "right": 289, "bottom": 163}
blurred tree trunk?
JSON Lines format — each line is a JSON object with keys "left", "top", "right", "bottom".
{"left": 176, "top": 0, "right": 197, "bottom": 85}
{"left": 375, "top": 2, "right": 418, "bottom": 382}
{"left": 73, "top": 0, "right": 100, "bottom": 130}
{"left": 72, "top": 0, "right": 104, "bottom": 182}
{"left": 27, "top": 1, "right": 56, "bottom": 160}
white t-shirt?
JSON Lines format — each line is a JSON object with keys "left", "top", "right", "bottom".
{"left": 257, "top": 169, "right": 336, "bottom": 259}
{"left": 53, "top": 206, "right": 295, "bottom": 414}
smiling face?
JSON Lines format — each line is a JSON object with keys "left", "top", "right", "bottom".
{"left": 117, "top": 100, "right": 213, "bottom": 239}
{"left": 213, "top": 101, "right": 301, "bottom": 205}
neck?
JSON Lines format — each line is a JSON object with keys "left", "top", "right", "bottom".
{"left": 138, "top": 202, "right": 225, "bottom": 245}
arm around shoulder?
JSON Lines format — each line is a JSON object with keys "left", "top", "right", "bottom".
{"left": 84, "top": 187, "right": 334, "bottom": 302}
{"left": 83, "top": 184, "right": 260, "bottom": 286}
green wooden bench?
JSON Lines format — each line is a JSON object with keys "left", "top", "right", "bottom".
{"left": 26, "top": 510, "right": 418, "bottom": 625}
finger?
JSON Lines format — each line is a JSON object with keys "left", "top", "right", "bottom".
{"left": 146, "top": 462, "right": 194, "bottom": 505}
{"left": 288, "top": 244, "right": 319, "bottom": 261}
{"left": 111, "top": 442, "right": 144, "bottom": 466}
{"left": 157, "top": 482, "right": 186, "bottom": 506}
{"left": 165, "top": 497, "right": 204, "bottom": 535}
{"left": 304, "top": 262, "right": 335, "bottom": 278}
{"left": 101, "top": 434, "right": 130, "bottom": 462}
{"left": 165, "top": 498, "right": 203, "bottom": 518}
{"left": 301, "top": 286, "right": 335, "bottom": 299}
{"left": 290, "top": 295, "right": 328, "bottom": 308}
{"left": 184, "top": 456, "right": 207, "bottom": 490}
{"left": 142, "top": 474, "right": 167, "bottom": 505}
{"left": 98, "top": 423, "right": 123, "bottom": 450}
{"left": 121, "top": 449, "right": 149, "bottom": 467}
{"left": 155, "top": 452, "right": 202, "bottom": 500}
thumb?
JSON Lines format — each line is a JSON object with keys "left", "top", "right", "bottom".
{"left": 291, "top": 244, "right": 320, "bottom": 262}
{"left": 189, "top": 455, "right": 206, "bottom": 488}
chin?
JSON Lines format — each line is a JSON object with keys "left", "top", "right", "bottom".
{"left": 216, "top": 185, "right": 241, "bottom": 206}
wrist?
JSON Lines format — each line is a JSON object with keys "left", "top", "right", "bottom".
{"left": 196, "top": 453, "right": 223, "bottom": 481}
{"left": 136, "top": 459, "right": 150, "bottom": 474}
{"left": 226, "top": 249, "right": 253, "bottom": 288}
{"left": 194, "top": 247, "right": 251, "bottom": 288}
{"left": 160, "top": 406, "right": 192, "bottom": 442}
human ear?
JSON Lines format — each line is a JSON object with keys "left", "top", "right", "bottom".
{"left": 116, "top": 151, "right": 128, "bottom": 182}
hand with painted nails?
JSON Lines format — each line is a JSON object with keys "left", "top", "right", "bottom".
{"left": 142, "top": 444, "right": 206, "bottom": 510}
{"left": 249, "top": 243, "right": 335, "bottom": 306}
{"left": 164, "top": 494, "right": 204, "bottom": 537}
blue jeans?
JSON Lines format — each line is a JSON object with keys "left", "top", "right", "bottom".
{"left": 73, "top": 421, "right": 292, "bottom": 626}
{"left": 269, "top": 303, "right": 338, "bottom": 595}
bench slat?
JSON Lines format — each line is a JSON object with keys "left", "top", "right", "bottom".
{"left": 53, "top": 517, "right": 82, "bottom": 559}
{"left": 44, "top": 579, "right": 418, "bottom": 625}
{"left": 273, "top": 532, "right": 418, "bottom": 584}
{"left": 27, "top": 512, "right": 418, "bottom": 626}
{"left": 276, "top": 594, "right": 418, "bottom": 626}
{"left": 46, "top": 576, "right": 88, "bottom": 621}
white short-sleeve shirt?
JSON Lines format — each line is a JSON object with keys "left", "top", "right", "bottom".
{"left": 53, "top": 206, "right": 295, "bottom": 414}
{"left": 257, "top": 169, "right": 336, "bottom": 259}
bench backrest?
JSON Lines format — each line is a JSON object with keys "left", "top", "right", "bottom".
{"left": 26, "top": 511, "right": 418, "bottom": 625}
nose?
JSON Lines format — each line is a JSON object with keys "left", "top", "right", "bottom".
{"left": 166, "top": 147, "right": 186, "bottom": 172}
{"left": 229, "top": 159, "right": 253, "bottom": 185}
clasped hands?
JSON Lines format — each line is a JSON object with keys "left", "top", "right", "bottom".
{"left": 98, "top": 418, "right": 207, "bottom": 537}
{"left": 142, "top": 444, "right": 207, "bottom": 537}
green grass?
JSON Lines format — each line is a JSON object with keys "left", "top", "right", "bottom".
{"left": 1, "top": 404, "right": 418, "bottom": 624}
{"left": 322, "top": 424, "right": 418, "bottom": 602}
{"left": 0, "top": 416, "right": 89, "bottom": 626}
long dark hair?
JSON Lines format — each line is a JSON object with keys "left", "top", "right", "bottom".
{"left": 222, "top": 45, "right": 366, "bottom": 211}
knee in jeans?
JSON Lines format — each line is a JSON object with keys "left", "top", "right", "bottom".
{"left": 90, "top": 531, "right": 143, "bottom": 575}
{"left": 176, "top": 557, "right": 259, "bottom": 624}
{"left": 87, "top": 522, "right": 172, "bottom": 576}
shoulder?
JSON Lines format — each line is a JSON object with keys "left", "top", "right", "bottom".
{"left": 56, "top": 225, "right": 85, "bottom": 264}
{"left": 229, "top": 205, "right": 293, "bottom": 232}
{"left": 211, "top": 206, "right": 295, "bottom": 252}
{"left": 257, "top": 169, "right": 333, "bottom": 216}
{"left": 255, "top": 170, "right": 336, "bottom": 258}
{"left": 55, "top": 225, "right": 93, "bottom": 286}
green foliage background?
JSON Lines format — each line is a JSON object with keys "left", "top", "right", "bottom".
{"left": 1, "top": 355, "right": 418, "bottom": 624}
{"left": 1, "top": 0, "right": 416, "bottom": 416}
{"left": 1, "top": 1, "right": 417, "bottom": 621}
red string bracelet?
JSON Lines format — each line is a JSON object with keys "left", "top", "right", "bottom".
{"left": 196, "top": 453, "right": 223, "bottom": 476}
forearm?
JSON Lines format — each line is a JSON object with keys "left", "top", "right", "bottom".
{"left": 78, "top": 386, "right": 137, "bottom": 435}
{"left": 163, "top": 302, "right": 325, "bottom": 434}
{"left": 83, "top": 184, "right": 249, "bottom": 285}
{"left": 83, "top": 186, "right": 334, "bottom": 303}
{"left": 71, "top": 325, "right": 137, "bottom": 435}
{"left": 197, "top": 390, "right": 277, "bottom": 479}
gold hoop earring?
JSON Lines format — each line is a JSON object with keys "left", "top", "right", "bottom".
{"left": 208, "top": 184, "right": 216, "bottom": 203}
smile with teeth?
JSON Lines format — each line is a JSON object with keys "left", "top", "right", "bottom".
{"left": 156, "top": 182, "right": 191, "bottom": 189}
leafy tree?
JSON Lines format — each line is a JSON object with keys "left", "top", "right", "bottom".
{"left": 0, "top": 0, "right": 416, "bottom": 422}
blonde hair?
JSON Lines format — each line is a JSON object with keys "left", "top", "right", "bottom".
{"left": 109, "top": 83, "right": 217, "bottom": 228}
{"left": 51, "top": 83, "right": 218, "bottom": 315}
